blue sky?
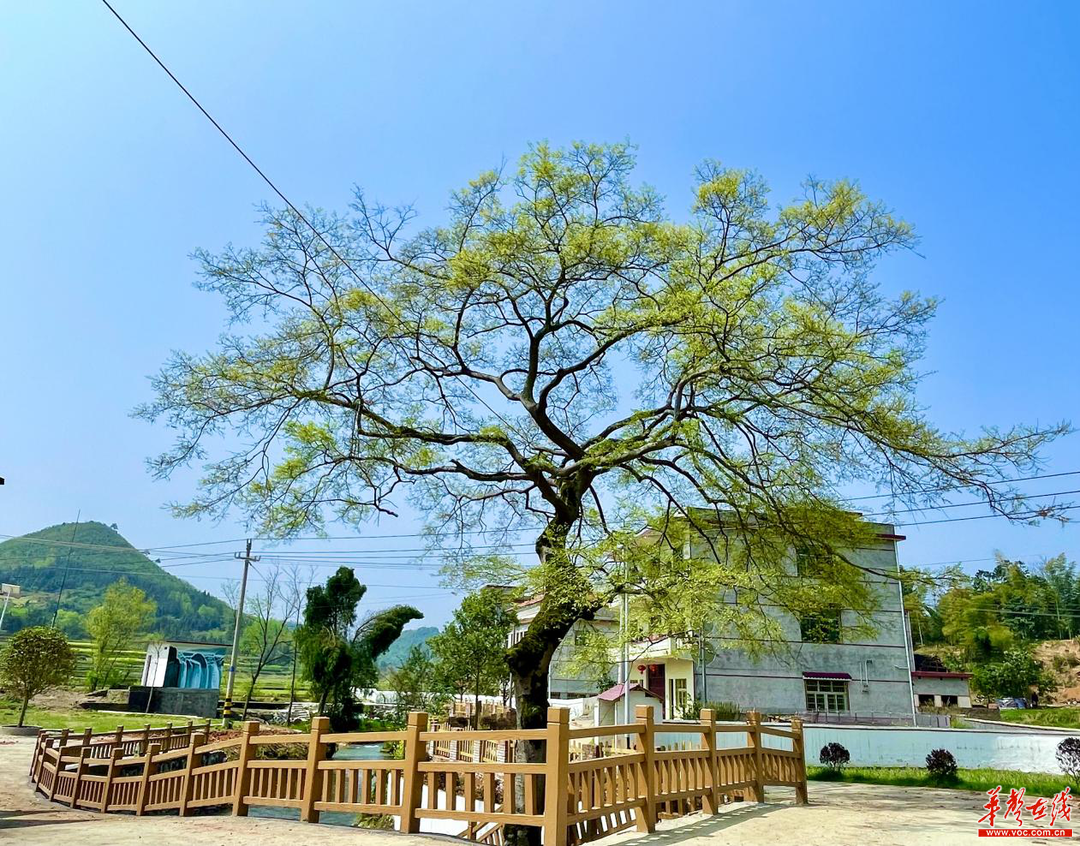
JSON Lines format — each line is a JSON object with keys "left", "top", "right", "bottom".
{"left": 1, "top": 1, "right": 1078, "bottom": 625}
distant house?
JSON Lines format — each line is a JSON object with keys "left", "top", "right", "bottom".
{"left": 911, "top": 653, "right": 972, "bottom": 708}
{"left": 130, "top": 639, "right": 228, "bottom": 718}
{"left": 510, "top": 514, "right": 919, "bottom": 722}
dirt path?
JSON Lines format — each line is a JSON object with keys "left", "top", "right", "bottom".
{"left": 0, "top": 736, "right": 1064, "bottom": 845}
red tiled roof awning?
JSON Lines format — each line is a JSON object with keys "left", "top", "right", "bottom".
{"left": 802, "top": 671, "right": 852, "bottom": 681}
{"left": 598, "top": 682, "right": 662, "bottom": 702}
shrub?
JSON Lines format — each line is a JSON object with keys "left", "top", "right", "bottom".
{"left": 819, "top": 742, "right": 850, "bottom": 772}
{"left": 354, "top": 813, "right": 395, "bottom": 829}
{"left": 925, "top": 748, "right": 958, "bottom": 782}
{"left": 1056, "top": 737, "right": 1080, "bottom": 785}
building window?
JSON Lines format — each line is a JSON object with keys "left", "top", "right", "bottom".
{"left": 805, "top": 679, "right": 849, "bottom": 713}
{"left": 799, "top": 610, "right": 842, "bottom": 643}
{"left": 796, "top": 545, "right": 833, "bottom": 577}
{"left": 918, "top": 694, "right": 935, "bottom": 707}
{"left": 668, "top": 677, "right": 689, "bottom": 718}
{"left": 941, "top": 695, "right": 958, "bottom": 707}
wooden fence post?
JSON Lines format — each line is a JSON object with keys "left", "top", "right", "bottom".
{"left": 543, "top": 707, "right": 570, "bottom": 846}
{"left": 113, "top": 725, "right": 124, "bottom": 756}
{"left": 101, "top": 748, "right": 121, "bottom": 812}
{"left": 48, "top": 732, "right": 66, "bottom": 802}
{"left": 71, "top": 746, "right": 90, "bottom": 808}
{"left": 791, "top": 717, "right": 808, "bottom": 805}
{"left": 136, "top": 742, "right": 160, "bottom": 816}
{"left": 29, "top": 731, "right": 44, "bottom": 778}
{"left": 700, "top": 708, "right": 719, "bottom": 814}
{"left": 633, "top": 704, "right": 656, "bottom": 833}
{"left": 399, "top": 711, "right": 428, "bottom": 833}
{"left": 231, "top": 721, "right": 260, "bottom": 817}
{"left": 299, "top": 716, "right": 328, "bottom": 823}
{"left": 178, "top": 730, "right": 206, "bottom": 816}
{"left": 81, "top": 727, "right": 92, "bottom": 750}
{"left": 163, "top": 722, "right": 173, "bottom": 751}
{"left": 746, "top": 711, "right": 763, "bottom": 803}
{"left": 37, "top": 737, "right": 53, "bottom": 790}
{"left": 141, "top": 724, "right": 151, "bottom": 755}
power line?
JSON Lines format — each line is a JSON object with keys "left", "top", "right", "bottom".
{"left": 864, "top": 487, "right": 1080, "bottom": 519}
{"left": 99, "top": 0, "right": 529, "bottom": 448}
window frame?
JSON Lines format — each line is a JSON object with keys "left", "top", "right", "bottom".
{"left": 804, "top": 678, "right": 849, "bottom": 713}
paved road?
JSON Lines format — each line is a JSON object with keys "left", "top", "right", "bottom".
{"left": 1, "top": 737, "right": 1067, "bottom": 845}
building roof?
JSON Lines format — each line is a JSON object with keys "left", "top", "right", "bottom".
{"left": 911, "top": 670, "right": 972, "bottom": 680}
{"left": 597, "top": 682, "right": 662, "bottom": 702}
{"left": 147, "top": 639, "right": 229, "bottom": 649}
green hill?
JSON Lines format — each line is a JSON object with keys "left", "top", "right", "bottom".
{"left": 0, "top": 521, "right": 234, "bottom": 642}
{"left": 377, "top": 625, "right": 439, "bottom": 669}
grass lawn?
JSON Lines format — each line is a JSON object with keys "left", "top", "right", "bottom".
{"left": 808, "top": 765, "right": 1074, "bottom": 797}
{"left": 994, "top": 708, "right": 1080, "bottom": 730}
{"left": 0, "top": 700, "right": 223, "bottom": 734}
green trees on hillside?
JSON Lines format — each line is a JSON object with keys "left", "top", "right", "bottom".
{"left": 295, "top": 567, "right": 421, "bottom": 729}
{"left": 86, "top": 580, "right": 156, "bottom": 690}
{"left": 911, "top": 554, "right": 1079, "bottom": 659}
{"left": 0, "top": 627, "right": 76, "bottom": 726}
{"left": 0, "top": 522, "right": 233, "bottom": 640}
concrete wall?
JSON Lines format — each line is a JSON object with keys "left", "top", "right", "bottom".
{"left": 698, "top": 534, "right": 914, "bottom": 717}
{"left": 801, "top": 724, "right": 1076, "bottom": 775}
{"left": 912, "top": 675, "right": 972, "bottom": 708}
{"left": 127, "top": 686, "right": 219, "bottom": 718}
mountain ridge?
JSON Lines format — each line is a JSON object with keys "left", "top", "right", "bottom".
{"left": 0, "top": 521, "right": 235, "bottom": 641}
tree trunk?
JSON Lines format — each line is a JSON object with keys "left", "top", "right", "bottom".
{"left": 18, "top": 692, "right": 30, "bottom": 727}
{"left": 503, "top": 518, "right": 599, "bottom": 846}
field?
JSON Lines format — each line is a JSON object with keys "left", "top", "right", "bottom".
{"left": 0, "top": 700, "right": 224, "bottom": 734}
{"left": 808, "top": 765, "right": 1074, "bottom": 796}
{"left": 993, "top": 708, "right": 1080, "bottom": 729}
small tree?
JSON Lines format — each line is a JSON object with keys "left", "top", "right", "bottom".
{"left": 86, "top": 579, "right": 156, "bottom": 690}
{"left": 384, "top": 644, "right": 446, "bottom": 722}
{"left": 1056, "top": 738, "right": 1080, "bottom": 787}
{"left": 294, "top": 566, "right": 421, "bottom": 729}
{"left": 819, "top": 742, "right": 850, "bottom": 773}
{"left": 0, "top": 627, "right": 77, "bottom": 726}
{"left": 971, "top": 647, "right": 1055, "bottom": 702}
{"left": 429, "top": 589, "right": 516, "bottom": 727}
{"left": 925, "top": 748, "right": 958, "bottom": 783}
{"left": 227, "top": 565, "right": 303, "bottom": 719}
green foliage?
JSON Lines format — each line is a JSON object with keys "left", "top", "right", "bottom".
{"left": 971, "top": 647, "right": 1057, "bottom": 700}
{"left": 294, "top": 567, "right": 421, "bottom": 729}
{"left": 679, "top": 699, "right": 741, "bottom": 721}
{"left": 429, "top": 589, "right": 516, "bottom": 724}
{"left": 0, "top": 522, "right": 233, "bottom": 641}
{"left": 819, "top": 742, "right": 850, "bottom": 771}
{"left": 0, "top": 626, "right": 77, "bottom": 725}
{"left": 925, "top": 748, "right": 958, "bottom": 783}
{"left": 86, "top": 579, "right": 156, "bottom": 691}
{"left": 383, "top": 644, "right": 448, "bottom": 722}
{"left": 138, "top": 141, "right": 1063, "bottom": 723}
{"left": 807, "top": 765, "right": 1074, "bottom": 796}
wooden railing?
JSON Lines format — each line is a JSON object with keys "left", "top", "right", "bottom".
{"left": 28, "top": 708, "right": 806, "bottom": 846}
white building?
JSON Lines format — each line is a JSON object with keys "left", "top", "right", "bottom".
{"left": 511, "top": 516, "right": 919, "bottom": 722}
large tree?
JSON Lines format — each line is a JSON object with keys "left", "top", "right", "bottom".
{"left": 140, "top": 143, "right": 1063, "bottom": 740}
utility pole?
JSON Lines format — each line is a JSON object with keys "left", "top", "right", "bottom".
{"left": 51, "top": 511, "right": 81, "bottom": 626}
{"left": 223, "top": 539, "right": 258, "bottom": 727}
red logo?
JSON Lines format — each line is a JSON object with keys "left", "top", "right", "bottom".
{"left": 977, "top": 786, "right": 1072, "bottom": 838}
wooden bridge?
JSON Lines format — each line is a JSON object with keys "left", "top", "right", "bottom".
{"left": 28, "top": 707, "right": 808, "bottom": 846}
